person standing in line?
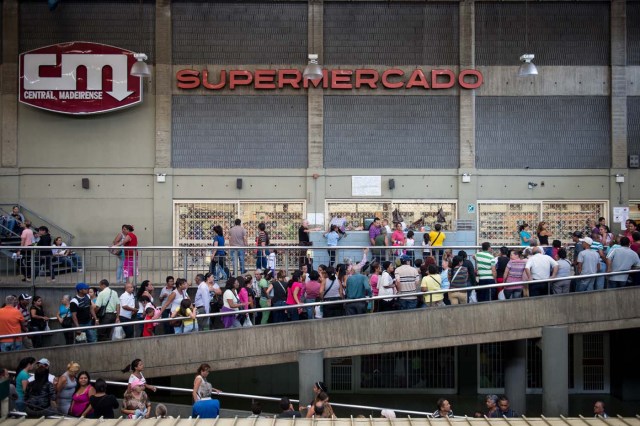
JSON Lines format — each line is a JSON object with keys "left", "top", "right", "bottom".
{"left": 118, "top": 283, "right": 137, "bottom": 339}
{"left": 298, "top": 220, "right": 314, "bottom": 268}
{"left": 158, "top": 276, "right": 175, "bottom": 335}
{"left": 429, "top": 223, "right": 446, "bottom": 265}
{"left": 395, "top": 255, "right": 420, "bottom": 310}
{"left": 323, "top": 225, "right": 341, "bottom": 267}
{"left": 256, "top": 222, "right": 269, "bottom": 270}
{"left": 518, "top": 223, "right": 532, "bottom": 246}
{"left": 194, "top": 273, "right": 212, "bottom": 331}
{"left": 111, "top": 225, "right": 127, "bottom": 284}
{"left": 606, "top": 236, "right": 640, "bottom": 288}
{"left": 368, "top": 217, "right": 382, "bottom": 262}
{"left": 229, "top": 219, "right": 247, "bottom": 275}
{"left": 576, "top": 237, "right": 600, "bottom": 292}
{"left": 524, "top": 242, "right": 558, "bottom": 297}
{"left": 94, "top": 279, "right": 120, "bottom": 341}
{"left": 19, "top": 220, "right": 35, "bottom": 281}
{"left": 211, "top": 225, "right": 228, "bottom": 282}
{"left": 474, "top": 242, "right": 498, "bottom": 301}
{"left": 70, "top": 283, "right": 98, "bottom": 343}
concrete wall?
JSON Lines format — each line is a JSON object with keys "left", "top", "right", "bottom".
{"left": 1, "top": 286, "right": 638, "bottom": 380}
{"left": 0, "top": 0, "right": 639, "bottom": 246}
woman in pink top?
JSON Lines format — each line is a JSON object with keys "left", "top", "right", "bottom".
{"left": 286, "top": 270, "right": 304, "bottom": 321}
{"left": 502, "top": 250, "right": 530, "bottom": 299}
{"left": 304, "top": 270, "right": 323, "bottom": 319}
{"left": 237, "top": 276, "right": 253, "bottom": 326}
{"left": 369, "top": 262, "right": 381, "bottom": 312}
{"left": 69, "top": 371, "right": 95, "bottom": 417}
{"left": 391, "top": 222, "right": 406, "bottom": 257}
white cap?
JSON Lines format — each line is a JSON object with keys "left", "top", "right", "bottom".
{"left": 580, "top": 237, "right": 593, "bottom": 246}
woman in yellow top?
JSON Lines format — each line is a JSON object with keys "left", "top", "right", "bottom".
{"left": 428, "top": 223, "right": 446, "bottom": 265}
{"left": 171, "top": 299, "right": 196, "bottom": 333}
{"left": 420, "top": 265, "right": 444, "bottom": 307}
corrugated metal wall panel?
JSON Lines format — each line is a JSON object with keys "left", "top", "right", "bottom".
{"left": 476, "top": 97, "right": 611, "bottom": 169}
{"left": 476, "top": 2, "right": 610, "bottom": 66}
{"left": 19, "top": 0, "right": 155, "bottom": 60}
{"left": 324, "top": 96, "right": 459, "bottom": 169}
{"left": 629, "top": 2, "right": 640, "bottom": 65}
{"left": 172, "top": 1, "right": 307, "bottom": 64}
{"left": 629, "top": 97, "right": 640, "bottom": 157}
{"left": 172, "top": 96, "right": 308, "bottom": 168}
{"left": 324, "top": 2, "right": 459, "bottom": 65}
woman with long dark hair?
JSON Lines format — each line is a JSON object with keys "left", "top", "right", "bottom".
{"left": 211, "top": 225, "right": 228, "bottom": 281}
{"left": 321, "top": 266, "right": 343, "bottom": 317}
{"left": 69, "top": 371, "right": 95, "bottom": 417}
{"left": 25, "top": 366, "right": 57, "bottom": 417}
{"left": 121, "top": 359, "right": 157, "bottom": 393}
{"left": 285, "top": 270, "right": 304, "bottom": 321}
{"left": 29, "top": 296, "right": 47, "bottom": 348}
{"left": 221, "top": 277, "right": 250, "bottom": 328}
{"left": 14, "top": 357, "right": 36, "bottom": 412}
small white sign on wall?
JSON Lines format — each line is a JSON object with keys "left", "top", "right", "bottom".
{"left": 352, "top": 176, "right": 382, "bottom": 197}
{"left": 613, "top": 207, "right": 629, "bottom": 227}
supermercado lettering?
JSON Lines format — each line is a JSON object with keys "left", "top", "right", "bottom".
{"left": 176, "top": 68, "right": 483, "bottom": 90}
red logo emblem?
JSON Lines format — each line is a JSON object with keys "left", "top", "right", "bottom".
{"left": 19, "top": 42, "right": 143, "bottom": 115}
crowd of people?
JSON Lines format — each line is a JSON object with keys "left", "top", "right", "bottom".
{"left": 0, "top": 357, "right": 614, "bottom": 419}
{"left": 1, "top": 216, "right": 639, "bottom": 351}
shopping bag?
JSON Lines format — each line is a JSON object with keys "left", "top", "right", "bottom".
{"left": 468, "top": 290, "right": 478, "bottom": 304}
{"left": 112, "top": 326, "right": 125, "bottom": 341}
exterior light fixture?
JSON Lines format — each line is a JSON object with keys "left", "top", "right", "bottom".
{"left": 518, "top": 54, "right": 538, "bottom": 77}
{"left": 131, "top": 53, "right": 151, "bottom": 78}
{"left": 462, "top": 173, "right": 471, "bottom": 183}
{"left": 517, "top": 0, "right": 538, "bottom": 77}
{"left": 303, "top": 54, "right": 323, "bottom": 81}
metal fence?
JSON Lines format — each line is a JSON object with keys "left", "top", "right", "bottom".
{"left": 0, "top": 244, "right": 573, "bottom": 287}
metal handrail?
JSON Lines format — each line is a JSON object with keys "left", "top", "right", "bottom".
{"left": 0, "top": 203, "right": 75, "bottom": 242}
{"left": 1, "top": 268, "right": 638, "bottom": 340}
{"left": 101, "top": 380, "right": 435, "bottom": 417}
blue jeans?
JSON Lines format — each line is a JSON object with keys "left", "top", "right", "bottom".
{"left": 116, "top": 256, "right": 124, "bottom": 283}
{"left": 398, "top": 299, "right": 417, "bottom": 310}
{"left": 230, "top": 250, "right": 246, "bottom": 275}
{"left": 608, "top": 280, "right": 625, "bottom": 289}
{"left": 595, "top": 261, "right": 606, "bottom": 290}
{"left": 272, "top": 300, "right": 287, "bottom": 323}
{"left": 576, "top": 278, "right": 595, "bottom": 292}
{"left": 175, "top": 323, "right": 195, "bottom": 334}
{"left": 78, "top": 322, "right": 97, "bottom": 343}
{"left": 304, "top": 298, "right": 316, "bottom": 319}
{"left": 256, "top": 250, "right": 267, "bottom": 269}
{"left": 0, "top": 341, "right": 22, "bottom": 352}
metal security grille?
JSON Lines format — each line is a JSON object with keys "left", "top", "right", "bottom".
{"left": 583, "top": 333, "right": 605, "bottom": 391}
{"left": 478, "top": 203, "right": 540, "bottom": 246}
{"left": 329, "top": 358, "right": 353, "bottom": 392}
{"left": 543, "top": 203, "right": 606, "bottom": 243}
{"left": 174, "top": 201, "right": 305, "bottom": 270}
{"left": 326, "top": 201, "right": 457, "bottom": 231}
{"left": 479, "top": 342, "right": 504, "bottom": 390}
{"left": 478, "top": 201, "right": 608, "bottom": 246}
{"left": 360, "top": 348, "right": 456, "bottom": 390}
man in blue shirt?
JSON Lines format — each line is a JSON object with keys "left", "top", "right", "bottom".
{"left": 344, "top": 267, "right": 372, "bottom": 315}
{"left": 192, "top": 398, "right": 220, "bottom": 418}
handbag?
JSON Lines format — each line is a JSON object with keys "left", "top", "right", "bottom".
{"left": 96, "top": 289, "right": 115, "bottom": 319}
{"left": 62, "top": 315, "right": 73, "bottom": 328}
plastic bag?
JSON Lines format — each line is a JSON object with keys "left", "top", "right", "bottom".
{"left": 315, "top": 305, "right": 323, "bottom": 319}
{"left": 44, "top": 323, "right": 50, "bottom": 332}
{"left": 112, "top": 326, "right": 125, "bottom": 341}
{"left": 498, "top": 290, "right": 506, "bottom": 300}
{"left": 75, "top": 332, "right": 87, "bottom": 343}
{"left": 468, "top": 290, "right": 478, "bottom": 304}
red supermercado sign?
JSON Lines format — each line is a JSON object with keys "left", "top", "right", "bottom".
{"left": 19, "top": 42, "right": 143, "bottom": 115}
{"left": 176, "top": 68, "right": 483, "bottom": 90}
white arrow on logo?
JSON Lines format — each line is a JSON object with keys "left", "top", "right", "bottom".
{"left": 23, "top": 53, "right": 135, "bottom": 101}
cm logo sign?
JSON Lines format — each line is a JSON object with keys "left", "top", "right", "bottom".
{"left": 19, "top": 42, "right": 143, "bottom": 115}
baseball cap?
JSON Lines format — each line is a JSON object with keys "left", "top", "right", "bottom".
{"left": 580, "top": 237, "right": 593, "bottom": 245}
{"left": 400, "top": 255, "right": 411, "bottom": 262}
{"left": 37, "top": 358, "right": 50, "bottom": 366}
{"left": 75, "top": 282, "right": 90, "bottom": 291}
{"left": 19, "top": 293, "right": 32, "bottom": 301}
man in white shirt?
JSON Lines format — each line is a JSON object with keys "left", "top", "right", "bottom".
{"left": 606, "top": 236, "right": 640, "bottom": 288}
{"left": 525, "top": 247, "right": 558, "bottom": 296}
{"left": 194, "top": 273, "right": 210, "bottom": 331}
{"left": 119, "top": 283, "right": 137, "bottom": 339}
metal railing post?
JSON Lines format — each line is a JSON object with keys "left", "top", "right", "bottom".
{"left": 133, "top": 249, "right": 138, "bottom": 287}
{"left": 182, "top": 247, "right": 188, "bottom": 279}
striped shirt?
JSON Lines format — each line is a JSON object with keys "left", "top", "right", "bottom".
{"left": 395, "top": 265, "right": 419, "bottom": 300}
{"left": 476, "top": 251, "right": 496, "bottom": 280}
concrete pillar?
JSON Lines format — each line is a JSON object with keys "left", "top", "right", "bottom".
{"left": 298, "top": 350, "right": 324, "bottom": 408}
{"left": 504, "top": 340, "right": 527, "bottom": 416}
{"left": 458, "top": 0, "right": 477, "bottom": 222}
{"left": 542, "top": 326, "right": 569, "bottom": 416}
{"left": 1, "top": 0, "right": 19, "bottom": 168}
